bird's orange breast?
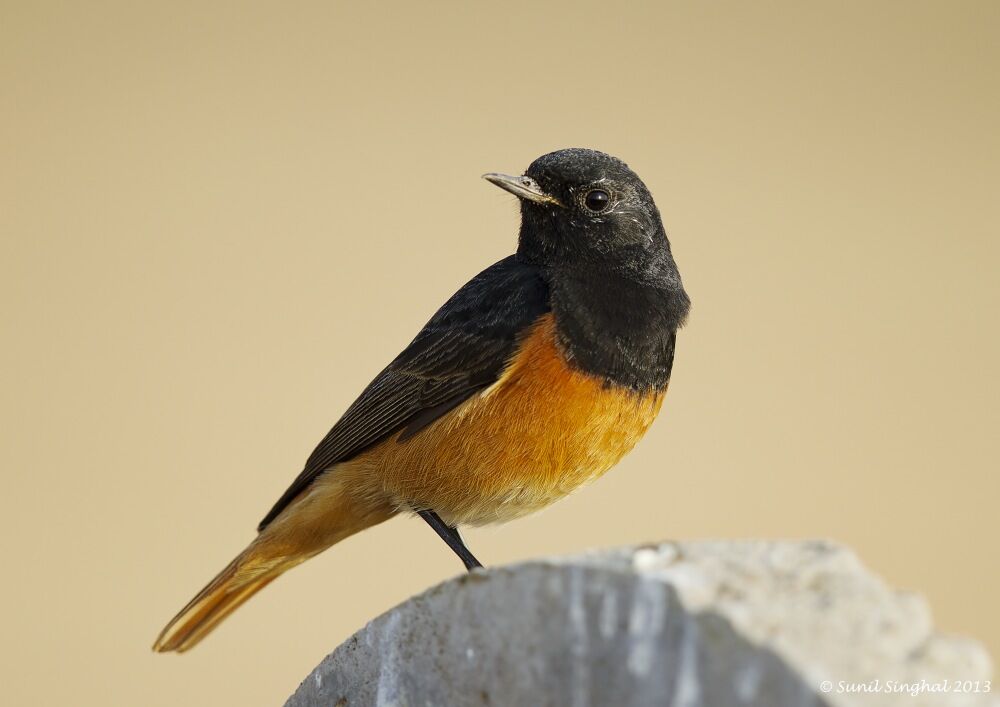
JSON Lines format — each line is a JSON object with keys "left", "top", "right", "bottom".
{"left": 341, "top": 313, "right": 666, "bottom": 526}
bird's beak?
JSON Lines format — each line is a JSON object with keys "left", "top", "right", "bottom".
{"left": 482, "top": 173, "right": 563, "bottom": 207}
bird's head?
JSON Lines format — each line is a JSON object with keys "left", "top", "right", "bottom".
{"left": 484, "top": 148, "right": 676, "bottom": 281}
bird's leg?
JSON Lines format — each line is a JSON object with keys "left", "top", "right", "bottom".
{"left": 417, "top": 510, "right": 483, "bottom": 571}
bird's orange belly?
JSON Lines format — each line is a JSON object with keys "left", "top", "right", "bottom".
{"left": 346, "top": 314, "right": 666, "bottom": 525}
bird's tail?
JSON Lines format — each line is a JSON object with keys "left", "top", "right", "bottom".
{"left": 153, "top": 473, "right": 394, "bottom": 653}
{"left": 152, "top": 543, "right": 301, "bottom": 653}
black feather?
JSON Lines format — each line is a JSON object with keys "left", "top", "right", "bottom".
{"left": 257, "top": 256, "right": 549, "bottom": 531}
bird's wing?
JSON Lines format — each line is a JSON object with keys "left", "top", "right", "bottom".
{"left": 257, "top": 256, "right": 550, "bottom": 530}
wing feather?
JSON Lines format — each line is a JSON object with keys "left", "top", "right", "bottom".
{"left": 257, "top": 256, "right": 549, "bottom": 531}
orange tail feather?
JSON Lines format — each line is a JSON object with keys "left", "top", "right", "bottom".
{"left": 153, "top": 473, "right": 395, "bottom": 653}
{"left": 152, "top": 546, "right": 297, "bottom": 653}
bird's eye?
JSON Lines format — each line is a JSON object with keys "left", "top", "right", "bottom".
{"left": 583, "top": 189, "right": 611, "bottom": 213}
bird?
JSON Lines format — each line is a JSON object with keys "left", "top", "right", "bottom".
{"left": 153, "top": 148, "right": 690, "bottom": 653}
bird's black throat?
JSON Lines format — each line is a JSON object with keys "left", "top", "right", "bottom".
{"left": 542, "top": 258, "right": 689, "bottom": 392}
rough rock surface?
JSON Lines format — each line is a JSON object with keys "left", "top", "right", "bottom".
{"left": 286, "top": 541, "right": 997, "bottom": 707}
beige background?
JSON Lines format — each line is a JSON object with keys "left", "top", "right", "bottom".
{"left": 2, "top": 1, "right": 998, "bottom": 704}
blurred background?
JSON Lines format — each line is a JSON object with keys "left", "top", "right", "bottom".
{"left": 2, "top": 1, "right": 998, "bottom": 705}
